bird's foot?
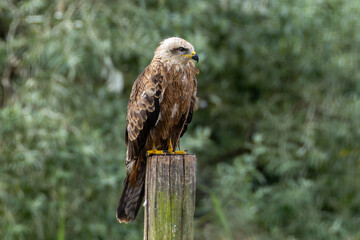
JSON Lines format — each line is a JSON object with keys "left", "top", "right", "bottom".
{"left": 173, "top": 150, "right": 188, "bottom": 155}
{"left": 147, "top": 148, "right": 166, "bottom": 156}
{"left": 167, "top": 148, "right": 188, "bottom": 155}
{"left": 167, "top": 139, "right": 187, "bottom": 155}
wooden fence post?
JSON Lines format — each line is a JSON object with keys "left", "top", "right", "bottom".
{"left": 144, "top": 154, "right": 196, "bottom": 240}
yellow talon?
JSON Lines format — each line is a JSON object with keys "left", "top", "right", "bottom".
{"left": 147, "top": 142, "right": 166, "bottom": 156}
{"left": 168, "top": 139, "right": 187, "bottom": 155}
{"left": 147, "top": 149, "right": 166, "bottom": 156}
{"left": 174, "top": 150, "right": 187, "bottom": 155}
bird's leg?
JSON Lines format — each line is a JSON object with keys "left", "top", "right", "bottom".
{"left": 147, "top": 142, "right": 166, "bottom": 156}
{"left": 168, "top": 139, "right": 187, "bottom": 155}
{"left": 168, "top": 139, "right": 174, "bottom": 154}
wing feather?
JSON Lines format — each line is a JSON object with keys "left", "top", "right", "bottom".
{"left": 126, "top": 61, "right": 163, "bottom": 163}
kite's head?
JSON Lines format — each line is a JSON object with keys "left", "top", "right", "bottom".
{"left": 154, "top": 37, "right": 199, "bottom": 65}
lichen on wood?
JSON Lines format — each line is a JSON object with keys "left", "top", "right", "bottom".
{"left": 144, "top": 154, "right": 196, "bottom": 240}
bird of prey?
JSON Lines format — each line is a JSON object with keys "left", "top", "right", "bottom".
{"left": 116, "top": 37, "right": 199, "bottom": 223}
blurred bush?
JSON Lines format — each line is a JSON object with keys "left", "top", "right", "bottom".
{"left": 1, "top": 0, "right": 360, "bottom": 239}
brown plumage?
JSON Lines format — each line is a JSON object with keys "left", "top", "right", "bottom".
{"left": 116, "top": 37, "right": 199, "bottom": 223}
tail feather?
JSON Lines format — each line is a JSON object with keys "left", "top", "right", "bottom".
{"left": 116, "top": 165, "right": 146, "bottom": 223}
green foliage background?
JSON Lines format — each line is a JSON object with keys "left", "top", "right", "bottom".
{"left": 1, "top": 0, "right": 360, "bottom": 239}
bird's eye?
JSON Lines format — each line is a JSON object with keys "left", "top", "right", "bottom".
{"left": 178, "top": 47, "right": 186, "bottom": 51}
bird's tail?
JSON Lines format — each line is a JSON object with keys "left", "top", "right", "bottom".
{"left": 116, "top": 162, "right": 146, "bottom": 223}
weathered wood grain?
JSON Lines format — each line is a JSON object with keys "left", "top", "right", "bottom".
{"left": 144, "top": 154, "right": 196, "bottom": 240}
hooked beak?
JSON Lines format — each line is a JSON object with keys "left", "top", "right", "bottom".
{"left": 192, "top": 52, "right": 199, "bottom": 63}
{"left": 183, "top": 51, "right": 199, "bottom": 63}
